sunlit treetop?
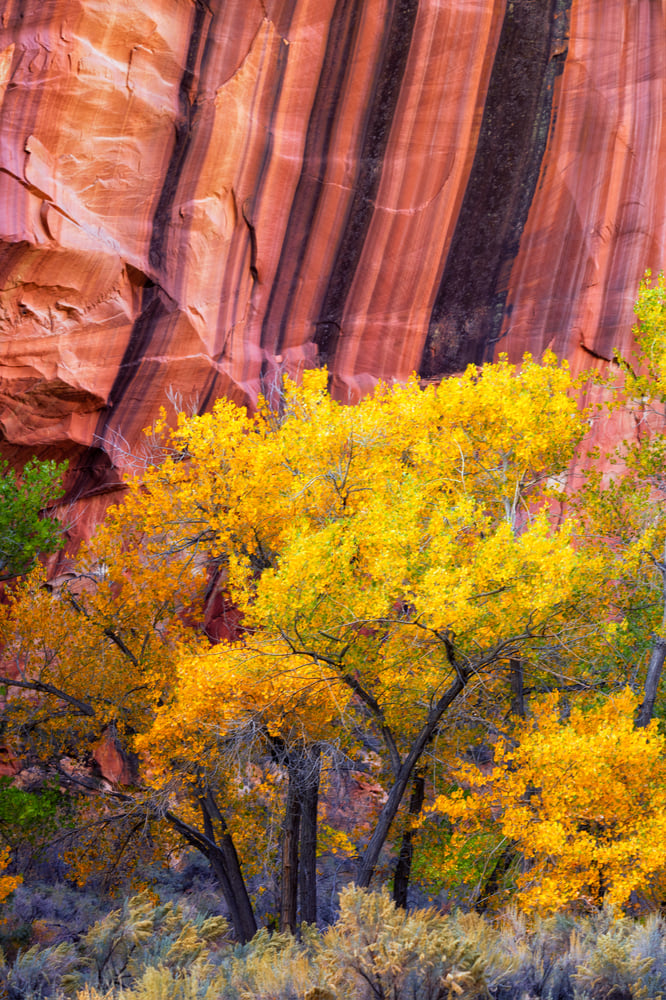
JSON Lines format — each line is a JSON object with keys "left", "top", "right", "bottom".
{"left": 125, "top": 353, "right": 610, "bottom": 761}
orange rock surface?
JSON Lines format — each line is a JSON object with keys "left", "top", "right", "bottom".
{"left": 1, "top": 0, "right": 665, "bottom": 523}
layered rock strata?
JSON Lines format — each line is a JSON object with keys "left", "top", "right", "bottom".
{"left": 1, "top": 0, "right": 666, "bottom": 521}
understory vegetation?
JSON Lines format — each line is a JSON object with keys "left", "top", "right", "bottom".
{"left": 2, "top": 274, "right": 666, "bottom": 996}
{"left": 5, "top": 883, "right": 666, "bottom": 1000}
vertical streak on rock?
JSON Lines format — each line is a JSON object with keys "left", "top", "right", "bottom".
{"left": 199, "top": 9, "right": 298, "bottom": 404}
{"left": 500, "top": 1, "right": 666, "bottom": 369}
{"left": 260, "top": 0, "right": 362, "bottom": 356}
{"left": 148, "top": 1, "right": 213, "bottom": 277}
{"left": 420, "top": 0, "right": 572, "bottom": 378}
{"left": 226, "top": 38, "right": 291, "bottom": 323}
{"left": 64, "top": 1, "right": 217, "bottom": 498}
{"left": 95, "top": 2, "right": 298, "bottom": 439}
{"left": 98, "top": 0, "right": 214, "bottom": 426}
{"left": 314, "top": 0, "right": 420, "bottom": 365}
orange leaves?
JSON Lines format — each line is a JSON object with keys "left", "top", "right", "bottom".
{"left": 117, "top": 353, "right": 617, "bottom": 896}
{"left": 0, "top": 847, "right": 21, "bottom": 904}
{"left": 138, "top": 638, "right": 347, "bottom": 777}
{"left": 109, "top": 356, "right": 593, "bottom": 709}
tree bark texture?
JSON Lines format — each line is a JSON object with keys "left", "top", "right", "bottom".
{"left": 392, "top": 768, "right": 426, "bottom": 908}
{"left": 280, "top": 744, "right": 321, "bottom": 930}
{"left": 637, "top": 637, "right": 666, "bottom": 728}
{"left": 637, "top": 545, "right": 666, "bottom": 728}
{"left": 298, "top": 749, "right": 321, "bottom": 925}
{"left": 166, "top": 804, "right": 258, "bottom": 943}
{"left": 280, "top": 772, "right": 302, "bottom": 933}
{"left": 356, "top": 666, "right": 469, "bottom": 887}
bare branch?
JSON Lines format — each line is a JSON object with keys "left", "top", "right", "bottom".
{"left": 0, "top": 675, "right": 96, "bottom": 717}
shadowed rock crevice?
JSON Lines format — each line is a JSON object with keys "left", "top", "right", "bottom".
{"left": 65, "top": 2, "right": 218, "bottom": 499}
{"left": 85, "top": 0, "right": 295, "bottom": 496}
{"left": 312, "top": 0, "right": 420, "bottom": 365}
{"left": 260, "top": 0, "right": 363, "bottom": 357}
{"left": 420, "top": 0, "right": 572, "bottom": 379}
{"left": 102, "top": 1, "right": 216, "bottom": 422}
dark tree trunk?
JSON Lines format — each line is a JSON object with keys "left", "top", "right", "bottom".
{"left": 392, "top": 769, "right": 426, "bottom": 909}
{"left": 356, "top": 667, "right": 469, "bottom": 887}
{"left": 298, "top": 748, "right": 320, "bottom": 925}
{"left": 638, "top": 638, "right": 666, "bottom": 728}
{"left": 637, "top": 547, "right": 666, "bottom": 728}
{"left": 165, "top": 803, "right": 257, "bottom": 943}
{"left": 202, "top": 791, "right": 258, "bottom": 942}
{"left": 510, "top": 658, "right": 525, "bottom": 717}
{"left": 280, "top": 770, "right": 301, "bottom": 933}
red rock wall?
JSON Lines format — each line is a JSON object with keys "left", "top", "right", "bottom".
{"left": 1, "top": 0, "right": 666, "bottom": 517}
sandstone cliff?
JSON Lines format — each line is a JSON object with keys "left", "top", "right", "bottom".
{"left": 1, "top": 0, "right": 665, "bottom": 525}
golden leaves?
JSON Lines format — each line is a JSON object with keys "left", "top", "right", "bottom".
{"left": 0, "top": 348, "right": 637, "bottom": 908}
{"left": 434, "top": 690, "right": 666, "bottom": 914}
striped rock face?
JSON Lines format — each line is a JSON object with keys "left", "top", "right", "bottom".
{"left": 1, "top": 0, "right": 665, "bottom": 511}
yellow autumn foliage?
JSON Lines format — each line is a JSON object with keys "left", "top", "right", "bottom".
{"left": 134, "top": 352, "right": 598, "bottom": 752}
{"left": 0, "top": 351, "right": 624, "bottom": 910}
{"left": 434, "top": 689, "right": 666, "bottom": 914}
{"left": 127, "top": 352, "right": 617, "bottom": 895}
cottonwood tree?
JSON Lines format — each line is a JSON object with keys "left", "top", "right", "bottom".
{"left": 0, "top": 506, "right": 237, "bottom": 924}
{"left": 426, "top": 273, "right": 666, "bottom": 914}
{"left": 129, "top": 355, "right": 611, "bottom": 908}
{"left": 575, "top": 271, "right": 666, "bottom": 728}
{"left": 0, "top": 353, "right": 624, "bottom": 930}
{"left": 620, "top": 272, "right": 666, "bottom": 725}
{"left": 137, "top": 640, "right": 345, "bottom": 933}
{"left": 433, "top": 688, "right": 666, "bottom": 913}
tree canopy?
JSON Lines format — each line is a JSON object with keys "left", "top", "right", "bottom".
{"left": 2, "top": 306, "right": 666, "bottom": 930}
{"left": 133, "top": 353, "right": 608, "bottom": 907}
